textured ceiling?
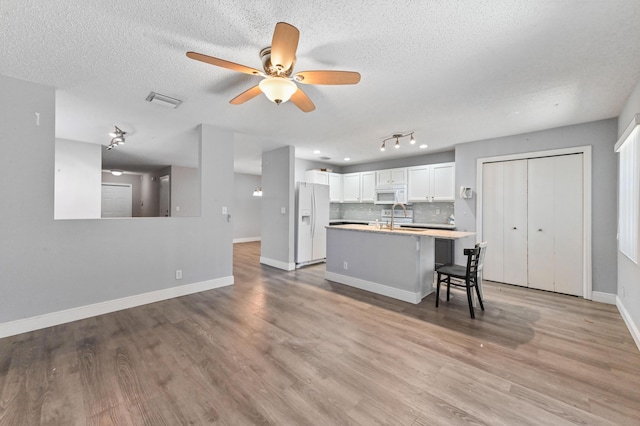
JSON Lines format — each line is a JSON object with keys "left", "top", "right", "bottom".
{"left": 2, "top": 1, "right": 640, "bottom": 174}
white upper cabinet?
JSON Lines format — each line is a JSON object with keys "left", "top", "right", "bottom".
{"left": 360, "top": 171, "right": 376, "bottom": 202}
{"left": 430, "top": 162, "right": 455, "bottom": 201}
{"left": 407, "top": 166, "right": 431, "bottom": 202}
{"left": 304, "top": 170, "right": 329, "bottom": 185}
{"left": 376, "top": 168, "right": 407, "bottom": 186}
{"left": 342, "top": 173, "right": 361, "bottom": 202}
{"left": 407, "top": 162, "right": 455, "bottom": 202}
{"left": 329, "top": 173, "right": 342, "bottom": 202}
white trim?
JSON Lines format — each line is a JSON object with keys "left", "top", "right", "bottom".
{"left": 0, "top": 276, "right": 234, "bottom": 339}
{"left": 617, "top": 295, "right": 640, "bottom": 352}
{"left": 591, "top": 291, "right": 616, "bottom": 305}
{"left": 260, "top": 256, "right": 296, "bottom": 271}
{"left": 325, "top": 271, "right": 422, "bottom": 304}
{"left": 475, "top": 145, "right": 593, "bottom": 300}
{"left": 614, "top": 113, "right": 640, "bottom": 152}
{"left": 233, "top": 237, "right": 261, "bottom": 243}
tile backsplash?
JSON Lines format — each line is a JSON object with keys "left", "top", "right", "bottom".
{"left": 331, "top": 202, "right": 453, "bottom": 224}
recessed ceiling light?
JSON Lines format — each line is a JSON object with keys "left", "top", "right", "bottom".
{"left": 419, "top": 144, "right": 428, "bottom": 149}
{"left": 313, "top": 150, "right": 321, "bottom": 154}
{"left": 344, "top": 157, "right": 351, "bottom": 161}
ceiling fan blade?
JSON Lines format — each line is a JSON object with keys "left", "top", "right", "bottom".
{"left": 230, "top": 85, "right": 263, "bottom": 105}
{"left": 270, "top": 22, "right": 299, "bottom": 72}
{"left": 294, "top": 70, "right": 361, "bottom": 85}
{"left": 186, "top": 51, "right": 262, "bottom": 76}
{"left": 290, "top": 87, "right": 315, "bottom": 113}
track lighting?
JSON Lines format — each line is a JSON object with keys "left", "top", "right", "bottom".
{"left": 379, "top": 132, "right": 417, "bottom": 152}
{"left": 107, "top": 126, "right": 127, "bottom": 150}
{"left": 252, "top": 187, "right": 263, "bottom": 197}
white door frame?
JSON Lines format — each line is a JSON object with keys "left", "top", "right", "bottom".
{"left": 475, "top": 146, "right": 592, "bottom": 300}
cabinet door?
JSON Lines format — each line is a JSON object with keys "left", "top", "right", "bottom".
{"left": 502, "top": 160, "right": 528, "bottom": 286}
{"left": 329, "top": 173, "right": 342, "bottom": 202}
{"left": 376, "top": 170, "right": 392, "bottom": 186}
{"left": 527, "top": 157, "right": 555, "bottom": 291}
{"left": 408, "top": 166, "right": 431, "bottom": 202}
{"left": 304, "top": 170, "right": 329, "bottom": 185}
{"left": 482, "top": 162, "right": 505, "bottom": 283}
{"left": 553, "top": 154, "right": 583, "bottom": 296}
{"left": 390, "top": 168, "right": 407, "bottom": 184}
{"left": 431, "top": 163, "right": 455, "bottom": 201}
{"left": 360, "top": 172, "right": 376, "bottom": 202}
{"left": 342, "top": 173, "right": 361, "bottom": 202}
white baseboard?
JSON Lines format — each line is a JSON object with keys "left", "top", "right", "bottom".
{"left": 591, "top": 291, "right": 617, "bottom": 305}
{"left": 260, "top": 256, "right": 296, "bottom": 271}
{"left": 617, "top": 296, "right": 640, "bottom": 352}
{"left": 0, "top": 276, "right": 234, "bottom": 339}
{"left": 325, "top": 271, "right": 422, "bottom": 304}
{"left": 233, "top": 237, "right": 261, "bottom": 243}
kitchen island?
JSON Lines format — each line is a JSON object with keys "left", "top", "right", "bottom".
{"left": 325, "top": 224, "right": 474, "bottom": 304}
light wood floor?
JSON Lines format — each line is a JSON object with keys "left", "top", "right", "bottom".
{"left": 1, "top": 241, "right": 639, "bottom": 425}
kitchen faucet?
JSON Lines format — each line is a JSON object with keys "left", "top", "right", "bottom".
{"left": 390, "top": 202, "right": 408, "bottom": 230}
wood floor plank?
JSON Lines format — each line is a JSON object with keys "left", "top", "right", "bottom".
{"left": 0, "top": 241, "right": 639, "bottom": 425}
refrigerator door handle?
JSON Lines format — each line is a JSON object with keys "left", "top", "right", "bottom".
{"left": 310, "top": 187, "right": 315, "bottom": 239}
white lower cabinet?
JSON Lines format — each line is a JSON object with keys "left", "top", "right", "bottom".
{"left": 482, "top": 154, "right": 584, "bottom": 296}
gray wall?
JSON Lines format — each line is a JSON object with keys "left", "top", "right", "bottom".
{"left": 171, "top": 165, "right": 200, "bottom": 217}
{"left": 233, "top": 173, "right": 261, "bottom": 241}
{"left": 342, "top": 150, "right": 455, "bottom": 173}
{"left": 454, "top": 118, "right": 618, "bottom": 294}
{"left": 261, "top": 146, "right": 295, "bottom": 269}
{"left": 0, "top": 74, "right": 234, "bottom": 324}
{"left": 617, "top": 78, "right": 640, "bottom": 335}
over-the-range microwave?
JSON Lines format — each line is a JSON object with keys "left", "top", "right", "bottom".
{"left": 374, "top": 184, "right": 408, "bottom": 204}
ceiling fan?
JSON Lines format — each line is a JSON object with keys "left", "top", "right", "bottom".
{"left": 186, "top": 22, "right": 361, "bottom": 113}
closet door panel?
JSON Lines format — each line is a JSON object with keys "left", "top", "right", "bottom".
{"left": 553, "top": 154, "right": 584, "bottom": 296}
{"left": 528, "top": 157, "right": 555, "bottom": 291}
{"left": 482, "top": 162, "right": 504, "bottom": 282}
{"left": 503, "top": 160, "right": 528, "bottom": 286}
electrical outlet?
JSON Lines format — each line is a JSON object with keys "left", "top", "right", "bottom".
{"left": 222, "top": 206, "right": 228, "bottom": 215}
{"left": 175, "top": 269, "right": 182, "bottom": 280}
{"left": 343, "top": 261, "right": 348, "bottom": 270}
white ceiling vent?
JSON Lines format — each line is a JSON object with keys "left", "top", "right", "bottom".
{"left": 145, "top": 92, "right": 182, "bottom": 108}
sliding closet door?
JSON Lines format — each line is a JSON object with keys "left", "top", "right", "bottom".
{"left": 503, "top": 160, "right": 528, "bottom": 286}
{"left": 553, "top": 154, "right": 584, "bottom": 296}
{"left": 528, "top": 157, "right": 555, "bottom": 291}
{"left": 527, "top": 154, "right": 584, "bottom": 296}
{"left": 482, "top": 162, "right": 504, "bottom": 282}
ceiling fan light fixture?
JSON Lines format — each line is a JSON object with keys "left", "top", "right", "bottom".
{"left": 259, "top": 77, "right": 297, "bottom": 104}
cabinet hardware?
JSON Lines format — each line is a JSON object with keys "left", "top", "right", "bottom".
{"left": 538, "top": 228, "right": 542, "bottom": 231}
{"left": 513, "top": 227, "right": 517, "bottom": 230}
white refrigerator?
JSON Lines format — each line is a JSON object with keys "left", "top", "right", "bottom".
{"left": 295, "top": 182, "right": 330, "bottom": 267}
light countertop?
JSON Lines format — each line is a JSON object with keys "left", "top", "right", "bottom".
{"left": 329, "top": 219, "right": 455, "bottom": 230}
{"left": 326, "top": 224, "right": 473, "bottom": 240}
